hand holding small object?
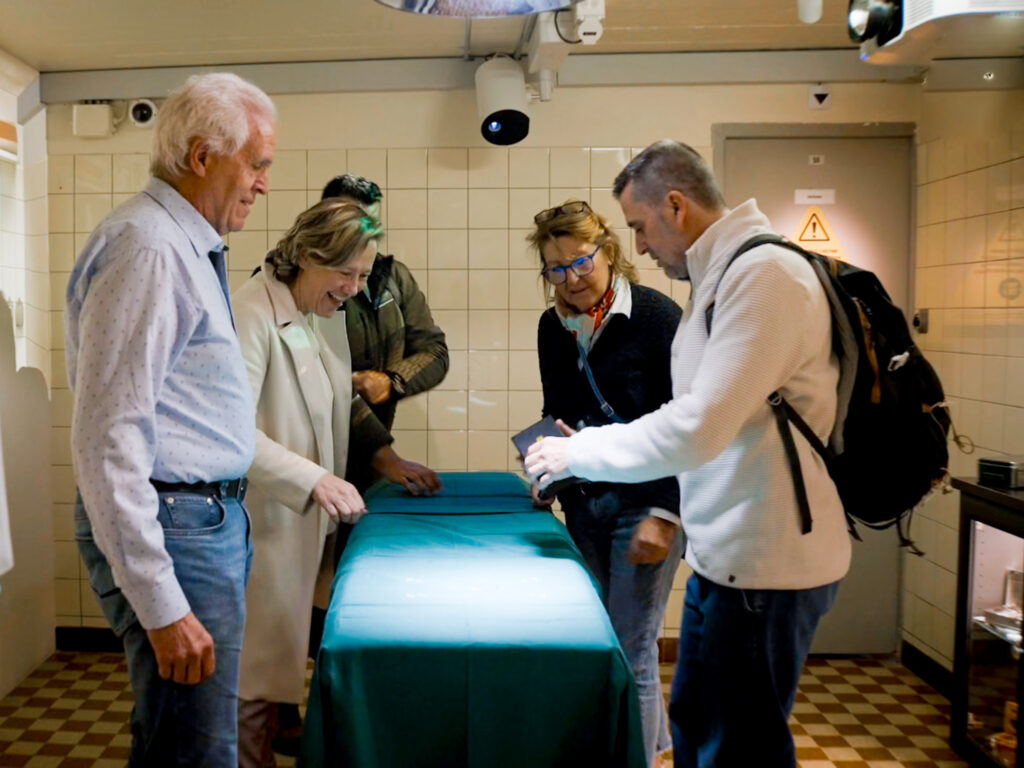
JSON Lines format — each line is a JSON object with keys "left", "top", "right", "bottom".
{"left": 524, "top": 434, "right": 573, "bottom": 489}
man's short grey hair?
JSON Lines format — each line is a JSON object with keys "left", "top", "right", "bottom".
{"left": 151, "top": 73, "right": 276, "bottom": 180}
{"left": 612, "top": 140, "right": 725, "bottom": 211}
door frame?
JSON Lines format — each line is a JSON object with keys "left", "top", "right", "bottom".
{"left": 711, "top": 122, "right": 917, "bottom": 176}
{"left": 713, "top": 123, "right": 917, "bottom": 654}
{"left": 711, "top": 121, "right": 918, "bottom": 309}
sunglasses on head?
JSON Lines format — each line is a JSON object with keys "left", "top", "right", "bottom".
{"left": 534, "top": 200, "right": 594, "bottom": 225}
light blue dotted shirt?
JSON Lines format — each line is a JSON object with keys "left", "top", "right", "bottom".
{"left": 65, "top": 177, "right": 256, "bottom": 630}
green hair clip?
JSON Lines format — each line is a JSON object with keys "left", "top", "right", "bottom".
{"left": 360, "top": 216, "right": 384, "bottom": 237}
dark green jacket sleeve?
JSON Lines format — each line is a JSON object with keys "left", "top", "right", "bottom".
{"left": 349, "top": 396, "right": 393, "bottom": 457}
{"left": 387, "top": 261, "right": 449, "bottom": 398}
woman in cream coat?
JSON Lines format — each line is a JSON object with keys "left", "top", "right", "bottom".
{"left": 232, "top": 200, "right": 440, "bottom": 767}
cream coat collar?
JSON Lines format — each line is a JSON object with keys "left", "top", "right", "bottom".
{"left": 260, "top": 266, "right": 306, "bottom": 329}
{"left": 256, "top": 268, "right": 336, "bottom": 468}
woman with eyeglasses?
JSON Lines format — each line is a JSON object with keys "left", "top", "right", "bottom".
{"left": 527, "top": 199, "right": 684, "bottom": 768}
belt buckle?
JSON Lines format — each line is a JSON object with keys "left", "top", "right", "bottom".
{"left": 221, "top": 477, "right": 247, "bottom": 500}
{"left": 212, "top": 477, "right": 248, "bottom": 500}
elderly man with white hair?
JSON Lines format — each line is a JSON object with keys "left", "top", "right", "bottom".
{"left": 66, "top": 73, "right": 275, "bottom": 767}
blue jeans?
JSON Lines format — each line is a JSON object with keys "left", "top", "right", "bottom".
{"left": 75, "top": 491, "right": 252, "bottom": 768}
{"left": 669, "top": 573, "right": 840, "bottom": 768}
{"left": 565, "top": 494, "right": 683, "bottom": 766}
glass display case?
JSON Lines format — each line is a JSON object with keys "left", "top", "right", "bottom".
{"left": 952, "top": 479, "right": 1023, "bottom": 768}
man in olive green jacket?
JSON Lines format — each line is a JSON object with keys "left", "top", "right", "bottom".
{"left": 320, "top": 174, "right": 450, "bottom": 492}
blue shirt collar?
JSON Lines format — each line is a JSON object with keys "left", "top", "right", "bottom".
{"left": 143, "top": 177, "right": 225, "bottom": 259}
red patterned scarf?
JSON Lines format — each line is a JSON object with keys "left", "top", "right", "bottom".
{"left": 586, "top": 280, "right": 617, "bottom": 334}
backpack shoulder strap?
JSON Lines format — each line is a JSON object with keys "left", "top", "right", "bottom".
{"left": 703, "top": 232, "right": 832, "bottom": 536}
{"left": 706, "top": 234, "right": 859, "bottom": 455}
{"left": 704, "top": 233, "right": 788, "bottom": 336}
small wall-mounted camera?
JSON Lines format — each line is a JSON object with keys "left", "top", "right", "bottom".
{"left": 129, "top": 99, "right": 157, "bottom": 128}
{"left": 912, "top": 308, "right": 929, "bottom": 334}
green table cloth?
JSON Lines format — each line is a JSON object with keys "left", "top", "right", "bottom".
{"left": 300, "top": 472, "right": 645, "bottom": 768}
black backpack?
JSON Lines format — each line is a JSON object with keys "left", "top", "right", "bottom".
{"left": 706, "top": 234, "right": 957, "bottom": 553}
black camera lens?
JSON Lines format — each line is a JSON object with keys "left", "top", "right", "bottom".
{"left": 131, "top": 101, "right": 153, "bottom": 123}
{"left": 479, "top": 109, "right": 528, "bottom": 146}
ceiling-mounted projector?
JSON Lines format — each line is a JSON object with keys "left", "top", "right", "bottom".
{"left": 476, "top": 58, "right": 529, "bottom": 146}
{"left": 850, "top": 0, "right": 1024, "bottom": 64}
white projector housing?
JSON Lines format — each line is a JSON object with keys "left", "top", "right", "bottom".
{"left": 860, "top": 1, "right": 1024, "bottom": 65}
{"left": 475, "top": 58, "right": 529, "bottom": 146}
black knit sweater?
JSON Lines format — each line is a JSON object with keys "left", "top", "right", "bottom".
{"left": 537, "top": 284, "right": 683, "bottom": 514}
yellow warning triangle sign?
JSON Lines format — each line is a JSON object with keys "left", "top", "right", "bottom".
{"left": 793, "top": 205, "right": 847, "bottom": 262}
{"left": 800, "top": 212, "right": 829, "bottom": 241}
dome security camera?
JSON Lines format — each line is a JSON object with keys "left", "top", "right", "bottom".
{"left": 475, "top": 58, "right": 529, "bottom": 146}
{"left": 129, "top": 99, "right": 157, "bottom": 128}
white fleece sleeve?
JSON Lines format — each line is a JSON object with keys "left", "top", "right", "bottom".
{"left": 567, "top": 254, "right": 817, "bottom": 483}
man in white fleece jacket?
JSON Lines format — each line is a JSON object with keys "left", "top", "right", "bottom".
{"left": 525, "top": 140, "right": 851, "bottom": 768}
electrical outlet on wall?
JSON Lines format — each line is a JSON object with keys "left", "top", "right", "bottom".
{"left": 912, "top": 309, "right": 929, "bottom": 334}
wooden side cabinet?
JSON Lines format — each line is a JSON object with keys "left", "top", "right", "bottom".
{"left": 951, "top": 479, "right": 1023, "bottom": 768}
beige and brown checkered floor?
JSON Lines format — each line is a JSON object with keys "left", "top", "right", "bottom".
{"left": 779, "top": 656, "right": 966, "bottom": 768}
{"left": 0, "top": 652, "right": 967, "bottom": 767}
{"left": 0, "top": 653, "right": 131, "bottom": 767}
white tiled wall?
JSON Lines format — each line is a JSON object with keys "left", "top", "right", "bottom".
{"left": 1, "top": 114, "right": 55, "bottom": 620}
{"left": 0, "top": 120, "right": 49, "bottom": 378}
{"left": 43, "top": 80, "right": 924, "bottom": 637}
{"left": 0, "top": 157, "right": 21, "bottom": 330}
{"left": 0, "top": 100, "right": 57, "bottom": 698}
{"left": 906, "top": 90, "right": 1024, "bottom": 669}
{"left": 22, "top": 113, "right": 50, "bottom": 381}
{"left": 46, "top": 143, "right": 694, "bottom": 632}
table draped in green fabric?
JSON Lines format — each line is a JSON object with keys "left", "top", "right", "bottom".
{"left": 299, "top": 472, "right": 645, "bottom": 768}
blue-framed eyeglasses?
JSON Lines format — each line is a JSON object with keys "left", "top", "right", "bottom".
{"left": 542, "top": 244, "right": 601, "bottom": 285}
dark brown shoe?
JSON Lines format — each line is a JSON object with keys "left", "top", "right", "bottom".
{"left": 271, "top": 725, "right": 302, "bottom": 757}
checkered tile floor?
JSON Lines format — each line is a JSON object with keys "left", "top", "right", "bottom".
{"left": 0, "top": 654, "right": 131, "bottom": 767}
{"left": 0, "top": 652, "right": 967, "bottom": 767}
{"left": 660, "top": 656, "right": 968, "bottom": 768}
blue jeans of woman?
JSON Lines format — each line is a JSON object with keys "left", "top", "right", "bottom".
{"left": 669, "top": 573, "right": 840, "bottom": 768}
{"left": 75, "top": 491, "right": 252, "bottom": 768}
{"left": 565, "top": 492, "right": 683, "bottom": 766}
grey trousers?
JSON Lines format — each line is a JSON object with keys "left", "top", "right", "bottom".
{"left": 237, "top": 699, "right": 279, "bottom": 768}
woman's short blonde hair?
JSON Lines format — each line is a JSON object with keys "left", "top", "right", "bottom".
{"left": 267, "top": 200, "right": 382, "bottom": 284}
{"left": 525, "top": 199, "right": 638, "bottom": 303}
